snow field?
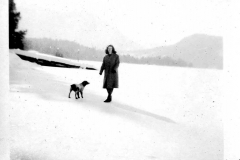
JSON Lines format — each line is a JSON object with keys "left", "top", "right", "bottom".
{"left": 9, "top": 51, "right": 223, "bottom": 160}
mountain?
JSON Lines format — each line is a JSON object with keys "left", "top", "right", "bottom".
{"left": 24, "top": 34, "right": 222, "bottom": 69}
{"left": 24, "top": 38, "right": 192, "bottom": 67}
{"left": 122, "top": 34, "right": 223, "bottom": 69}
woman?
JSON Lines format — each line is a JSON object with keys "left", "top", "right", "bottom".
{"left": 99, "top": 45, "right": 120, "bottom": 103}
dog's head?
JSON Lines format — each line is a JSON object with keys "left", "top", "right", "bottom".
{"left": 81, "top": 81, "right": 90, "bottom": 87}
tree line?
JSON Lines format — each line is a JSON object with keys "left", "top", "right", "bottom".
{"left": 24, "top": 38, "right": 192, "bottom": 67}
{"left": 9, "top": 0, "right": 26, "bottom": 49}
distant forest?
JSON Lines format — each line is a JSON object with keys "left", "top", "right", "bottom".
{"left": 24, "top": 38, "right": 192, "bottom": 67}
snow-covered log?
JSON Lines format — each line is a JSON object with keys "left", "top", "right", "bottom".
{"left": 12, "top": 49, "right": 97, "bottom": 70}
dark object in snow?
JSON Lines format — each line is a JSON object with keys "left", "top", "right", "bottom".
{"left": 86, "top": 67, "right": 97, "bottom": 70}
{"left": 68, "top": 81, "right": 90, "bottom": 99}
{"left": 16, "top": 54, "right": 37, "bottom": 63}
{"left": 50, "top": 61, "right": 80, "bottom": 68}
{"left": 16, "top": 53, "right": 98, "bottom": 69}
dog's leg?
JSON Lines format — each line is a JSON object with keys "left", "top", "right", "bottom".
{"left": 78, "top": 91, "right": 81, "bottom": 99}
{"left": 76, "top": 88, "right": 80, "bottom": 99}
{"left": 75, "top": 91, "right": 78, "bottom": 99}
{"left": 69, "top": 88, "right": 72, "bottom": 98}
{"left": 80, "top": 91, "right": 83, "bottom": 98}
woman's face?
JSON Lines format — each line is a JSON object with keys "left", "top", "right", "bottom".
{"left": 108, "top": 46, "right": 113, "bottom": 54}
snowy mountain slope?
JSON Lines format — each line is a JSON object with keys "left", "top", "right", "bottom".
{"left": 9, "top": 51, "right": 223, "bottom": 160}
{"left": 122, "top": 34, "right": 223, "bottom": 69}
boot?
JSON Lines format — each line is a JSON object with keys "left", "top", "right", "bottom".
{"left": 104, "top": 95, "right": 112, "bottom": 103}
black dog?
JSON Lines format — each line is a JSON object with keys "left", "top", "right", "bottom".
{"left": 68, "top": 81, "right": 89, "bottom": 99}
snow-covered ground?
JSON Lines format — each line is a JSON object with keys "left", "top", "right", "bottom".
{"left": 9, "top": 50, "right": 223, "bottom": 160}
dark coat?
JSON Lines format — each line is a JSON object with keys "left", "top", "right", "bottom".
{"left": 100, "top": 53, "right": 120, "bottom": 88}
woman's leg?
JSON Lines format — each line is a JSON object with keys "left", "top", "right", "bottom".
{"left": 104, "top": 88, "right": 113, "bottom": 102}
{"left": 108, "top": 88, "right": 113, "bottom": 96}
{"left": 104, "top": 89, "right": 110, "bottom": 102}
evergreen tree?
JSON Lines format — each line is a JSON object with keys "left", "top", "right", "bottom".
{"left": 9, "top": 0, "right": 27, "bottom": 49}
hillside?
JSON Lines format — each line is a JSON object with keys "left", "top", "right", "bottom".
{"left": 24, "top": 38, "right": 192, "bottom": 68}
{"left": 24, "top": 34, "right": 222, "bottom": 69}
{"left": 123, "top": 34, "right": 223, "bottom": 69}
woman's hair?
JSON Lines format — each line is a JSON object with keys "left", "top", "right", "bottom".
{"left": 105, "top": 45, "right": 117, "bottom": 54}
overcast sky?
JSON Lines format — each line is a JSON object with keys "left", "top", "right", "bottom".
{"left": 16, "top": 0, "right": 227, "bottom": 51}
